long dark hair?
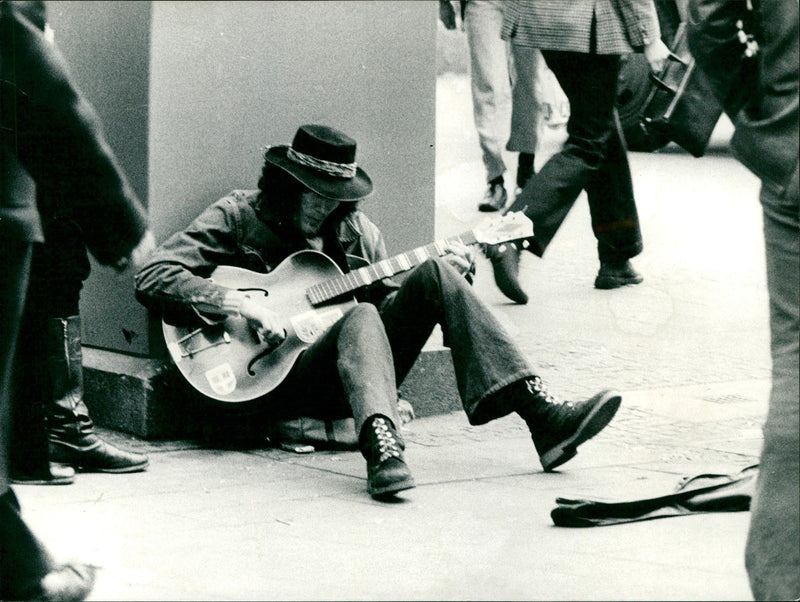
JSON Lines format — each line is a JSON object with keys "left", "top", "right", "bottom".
{"left": 257, "top": 162, "right": 358, "bottom": 233}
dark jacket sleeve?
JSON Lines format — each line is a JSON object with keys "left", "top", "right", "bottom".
{"left": 611, "top": 0, "right": 662, "bottom": 50}
{"left": 688, "top": 0, "right": 799, "bottom": 192}
{"left": 134, "top": 198, "right": 246, "bottom": 321}
{"left": 0, "top": 1, "right": 148, "bottom": 265}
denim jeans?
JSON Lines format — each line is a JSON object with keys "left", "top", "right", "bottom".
{"left": 745, "top": 166, "right": 799, "bottom": 601}
{"left": 268, "top": 259, "right": 535, "bottom": 435}
{"left": 508, "top": 51, "right": 643, "bottom": 264}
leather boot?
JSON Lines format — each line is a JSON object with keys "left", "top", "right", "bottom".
{"left": 359, "top": 415, "right": 415, "bottom": 499}
{"left": 46, "top": 316, "right": 149, "bottom": 473}
{"left": 509, "top": 376, "right": 622, "bottom": 472}
{"left": 483, "top": 242, "right": 529, "bottom": 304}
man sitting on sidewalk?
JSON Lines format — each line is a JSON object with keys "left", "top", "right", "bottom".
{"left": 134, "top": 124, "right": 622, "bottom": 500}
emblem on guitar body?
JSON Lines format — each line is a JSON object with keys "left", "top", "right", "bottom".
{"left": 205, "top": 363, "right": 237, "bottom": 396}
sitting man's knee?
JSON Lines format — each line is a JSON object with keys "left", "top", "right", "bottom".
{"left": 347, "top": 302, "right": 381, "bottom": 324}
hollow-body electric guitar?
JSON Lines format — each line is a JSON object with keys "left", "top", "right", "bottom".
{"left": 163, "top": 212, "right": 533, "bottom": 402}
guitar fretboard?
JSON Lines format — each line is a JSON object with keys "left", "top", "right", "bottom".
{"left": 306, "top": 231, "right": 479, "bottom": 305}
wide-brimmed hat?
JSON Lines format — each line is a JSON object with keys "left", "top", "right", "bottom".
{"left": 264, "top": 125, "right": 373, "bottom": 201}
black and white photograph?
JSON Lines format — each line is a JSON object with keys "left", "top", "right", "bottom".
{"left": 1, "top": 1, "right": 797, "bottom": 600}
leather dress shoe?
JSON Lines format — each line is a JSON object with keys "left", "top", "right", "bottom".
{"left": 484, "top": 243, "right": 528, "bottom": 304}
{"left": 594, "top": 260, "right": 643, "bottom": 289}
{"left": 478, "top": 181, "right": 508, "bottom": 212}
{"left": 11, "top": 462, "right": 75, "bottom": 485}
{"left": 50, "top": 436, "right": 149, "bottom": 473}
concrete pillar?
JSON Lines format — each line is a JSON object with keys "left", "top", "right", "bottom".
{"left": 44, "top": 1, "right": 452, "bottom": 438}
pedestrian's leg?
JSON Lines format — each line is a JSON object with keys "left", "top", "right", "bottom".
{"left": 490, "top": 52, "right": 620, "bottom": 303}
{"left": 585, "top": 109, "right": 644, "bottom": 289}
{"left": 745, "top": 168, "right": 800, "bottom": 601}
{"left": 507, "top": 44, "right": 541, "bottom": 192}
{"left": 464, "top": 0, "right": 510, "bottom": 211}
{"left": 21, "top": 221, "right": 147, "bottom": 475}
{"left": 507, "top": 51, "right": 620, "bottom": 253}
{"left": 1, "top": 241, "right": 32, "bottom": 492}
{"left": 0, "top": 245, "right": 51, "bottom": 597}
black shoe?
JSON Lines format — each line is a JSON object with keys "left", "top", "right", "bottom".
{"left": 49, "top": 436, "right": 149, "bottom": 474}
{"left": 594, "top": 260, "right": 643, "bottom": 289}
{"left": 11, "top": 463, "right": 75, "bottom": 486}
{"left": 478, "top": 180, "right": 508, "bottom": 212}
{"left": 360, "top": 415, "right": 415, "bottom": 499}
{"left": 516, "top": 153, "right": 535, "bottom": 192}
{"left": 516, "top": 376, "right": 621, "bottom": 471}
{"left": 483, "top": 243, "right": 528, "bottom": 304}
{"left": 31, "top": 563, "right": 96, "bottom": 602}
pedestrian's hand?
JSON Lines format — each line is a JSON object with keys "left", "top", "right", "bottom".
{"left": 443, "top": 241, "right": 476, "bottom": 278}
{"left": 644, "top": 38, "right": 670, "bottom": 73}
{"left": 113, "top": 230, "right": 157, "bottom": 275}
{"left": 438, "top": 0, "right": 457, "bottom": 30}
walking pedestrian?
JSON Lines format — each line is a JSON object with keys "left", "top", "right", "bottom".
{"left": 688, "top": 1, "right": 799, "bottom": 598}
{"left": 439, "top": 0, "right": 541, "bottom": 211}
{"left": 1, "top": 1, "right": 153, "bottom": 597}
{"left": 485, "top": 0, "right": 670, "bottom": 304}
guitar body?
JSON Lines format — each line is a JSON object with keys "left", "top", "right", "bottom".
{"left": 162, "top": 250, "right": 356, "bottom": 402}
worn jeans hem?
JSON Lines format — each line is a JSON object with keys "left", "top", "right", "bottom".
{"left": 466, "top": 368, "right": 537, "bottom": 426}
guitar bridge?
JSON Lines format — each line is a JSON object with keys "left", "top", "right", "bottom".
{"left": 169, "top": 326, "right": 231, "bottom": 359}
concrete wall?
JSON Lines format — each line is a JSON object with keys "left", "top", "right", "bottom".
{"left": 46, "top": 1, "right": 437, "bottom": 357}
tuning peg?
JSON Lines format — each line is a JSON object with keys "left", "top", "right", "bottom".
{"left": 521, "top": 239, "right": 530, "bottom": 249}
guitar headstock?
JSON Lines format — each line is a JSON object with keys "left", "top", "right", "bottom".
{"left": 473, "top": 211, "right": 534, "bottom": 245}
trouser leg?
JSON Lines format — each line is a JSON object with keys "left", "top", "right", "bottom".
{"left": 585, "top": 109, "right": 643, "bottom": 263}
{"left": 270, "top": 304, "right": 400, "bottom": 435}
{"left": 745, "top": 168, "right": 800, "bottom": 601}
{"left": 507, "top": 43, "right": 540, "bottom": 155}
{"left": 0, "top": 245, "right": 55, "bottom": 593}
{"left": 9, "top": 242, "right": 60, "bottom": 478}
{"left": 464, "top": 0, "right": 510, "bottom": 182}
{"left": 507, "top": 51, "right": 624, "bottom": 256}
{"left": 379, "top": 259, "right": 534, "bottom": 424}
{"left": 1, "top": 241, "right": 32, "bottom": 494}
{"left": 20, "top": 228, "right": 91, "bottom": 449}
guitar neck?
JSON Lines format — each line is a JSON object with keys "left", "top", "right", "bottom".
{"left": 306, "top": 230, "right": 479, "bottom": 305}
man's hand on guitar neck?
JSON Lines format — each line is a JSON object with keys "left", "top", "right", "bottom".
{"left": 442, "top": 241, "right": 476, "bottom": 279}
{"left": 224, "top": 290, "right": 287, "bottom": 347}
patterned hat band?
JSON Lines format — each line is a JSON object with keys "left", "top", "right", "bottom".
{"left": 286, "top": 146, "right": 357, "bottom": 180}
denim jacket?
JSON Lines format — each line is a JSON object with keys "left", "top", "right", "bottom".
{"left": 135, "top": 189, "right": 396, "bottom": 320}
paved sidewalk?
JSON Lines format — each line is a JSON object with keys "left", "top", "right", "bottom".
{"left": 13, "top": 73, "right": 770, "bottom": 601}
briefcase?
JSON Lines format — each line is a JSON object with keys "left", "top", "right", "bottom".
{"left": 640, "top": 22, "right": 723, "bottom": 157}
